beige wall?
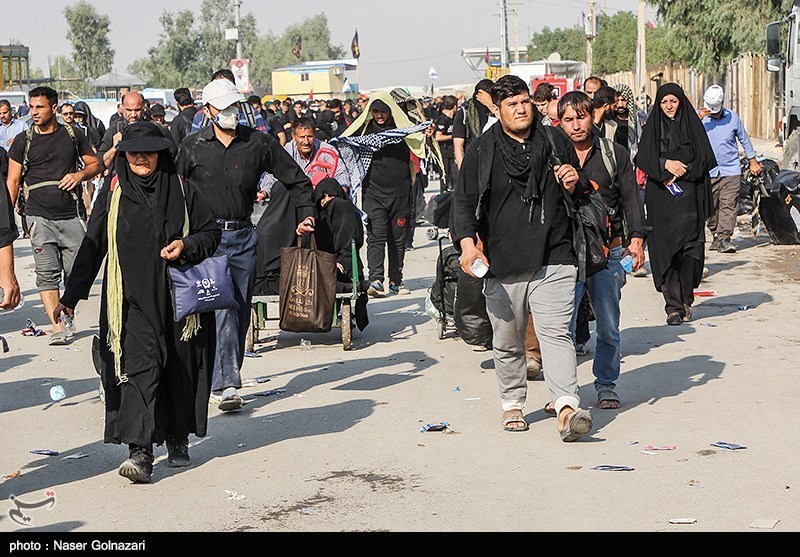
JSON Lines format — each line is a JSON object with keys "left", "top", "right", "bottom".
{"left": 271, "top": 68, "right": 346, "bottom": 99}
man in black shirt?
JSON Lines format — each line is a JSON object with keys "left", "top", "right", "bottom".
{"left": 5, "top": 86, "right": 100, "bottom": 344}
{"left": 434, "top": 95, "right": 458, "bottom": 192}
{"left": 559, "top": 90, "right": 644, "bottom": 411}
{"left": 453, "top": 79, "right": 495, "bottom": 169}
{"left": 170, "top": 87, "right": 198, "bottom": 146}
{"left": 358, "top": 98, "right": 414, "bottom": 297}
{"left": 592, "top": 86, "right": 619, "bottom": 143}
{"left": 452, "top": 75, "right": 593, "bottom": 440}
{"left": 176, "top": 79, "right": 315, "bottom": 413}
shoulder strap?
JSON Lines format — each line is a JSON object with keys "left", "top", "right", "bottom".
{"left": 178, "top": 176, "right": 190, "bottom": 238}
{"left": 21, "top": 126, "right": 34, "bottom": 178}
{"left": 599, "top": 138, "right": 618, "bottom": 189}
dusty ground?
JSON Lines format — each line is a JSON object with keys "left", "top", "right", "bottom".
{"left": 2, "top": 156, "right": 800, "bottom": 533}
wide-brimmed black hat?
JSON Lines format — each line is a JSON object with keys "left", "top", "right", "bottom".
{"left": 116, "top": 121, "right": 173, "bottom": 153}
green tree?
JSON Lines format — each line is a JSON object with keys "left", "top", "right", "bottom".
{"left": 652, "top": 0, "right": 791, "bottom": 72}
{"left": 528, "top": 12, "right": 677, "bottom": 73}
{"left": 129, "top": 10, "right": 207, "bottom": 88}
{"left": 63, "top": 1, "right": 115, "bottom": 86}
{"left": 130, "top": 2, "right": 344, "bottom": 91}
{"left": 528, "top": 26, "right": 586, "bottom": 62}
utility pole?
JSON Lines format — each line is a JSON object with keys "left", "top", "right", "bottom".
{"left": 233, "top": 0, "right": 243, "bottom": 59}
{"left": 512, "top": 2, "right": 520, "bottom": 64}
{"left": 500, "top": 0, "right": 509, "bottom": 70}
{"left": 586, "top": 0, "right": 597, "bottom": 75}
{"left": 636, "top": 0, "right": 647, "bottom": 110}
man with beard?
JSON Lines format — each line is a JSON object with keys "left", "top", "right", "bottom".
{"left": 559, "top": 90, "right": 645, "bottom": 411}
{"left": 592, "top": 86, "right": 620, "bottom": 144}
{"left": 453, "top": 79, "right": 496, "bottom": 169}
{"left": 0, "top": 100, "right": 29, "bottom": 152}
{"left": 451, "top": 75, "right": 593, "bottom": 440}
{"left": 170, "top": 88, "right": 198, "bottom": 146}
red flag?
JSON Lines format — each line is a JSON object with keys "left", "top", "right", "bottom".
{"left": 484, "top": 47, "right": 490, "bottom": 64}
{"left": 646, "top": 20, "right": 655, "bottom": 30}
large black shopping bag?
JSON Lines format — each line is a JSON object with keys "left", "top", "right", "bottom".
{"left": 279, "top": 236, "right": 337, "bottom": 333}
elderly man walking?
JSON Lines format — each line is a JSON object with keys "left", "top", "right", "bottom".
{"left": 700, "top": 84, "right": 762, "bottom": 254}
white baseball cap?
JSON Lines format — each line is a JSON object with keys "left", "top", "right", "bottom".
{"left": 202, "top": 79, "right": 245, "bottom": 110}
{"left": 703, "top": 84, "right": 724, "bottom": 114}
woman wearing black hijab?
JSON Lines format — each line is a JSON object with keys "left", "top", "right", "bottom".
{"left": 313, "top": 177, "right": 369, "bottom": 330}
{"left": 54, "top": 122, "right": 221, "bottom": 483}
{"left": 72, "top": 101, "right": 106, "bottom": 149}
{"left": 635, "top": 83, "right": 717, "bottom": 325}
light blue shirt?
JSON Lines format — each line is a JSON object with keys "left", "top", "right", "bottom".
{"left": 702, "top": 108, "right": 756, "bottom": 177}
{"left": 0, "top": 118, "right": 29, "bottom": 152}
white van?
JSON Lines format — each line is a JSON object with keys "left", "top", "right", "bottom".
{"left": 142, "top": 88, "right": 177, "bottom": 110}
{"left": 0, "top": 90, "right": 29, "bottom": 114}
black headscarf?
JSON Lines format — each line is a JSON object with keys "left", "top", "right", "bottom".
{"left": 494, "top": 116, "right": 552, "bottom": 215}
{"left": 73, "top": 101, "right": 107, "bottom": 140}
{"left": 635, "top": 82, "right": 717, "bottom": 183}
{"left": 312, "top": 178, "right": 363, "bottom": 269}
{"left": 114, "top": 150, "right": 185, "bottom": 243}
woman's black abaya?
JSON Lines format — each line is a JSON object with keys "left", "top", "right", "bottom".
{"left": 635, "top": 83, "right": 717, "bottom": 315}
{"left": 61, "top": 153, "right": 221, "bottom": 448}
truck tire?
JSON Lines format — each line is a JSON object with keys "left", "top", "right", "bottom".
{"left": 783, "top": 128, "right": 800, "bottom": 171}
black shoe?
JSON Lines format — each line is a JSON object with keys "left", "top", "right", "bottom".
{"left": 717, "top": 237, "right": 737, "bottom": 253}
{"left": 166, "top": 438, "right": 190, "bottom": 468}
{"left": 709, "top": 236, "right": 720, "bottom": 251}
{"left": 118, "top": 445, "right": 153, "bottom": 483}
{"left": 666, "top": 312, "right": 683, "bottom": 326}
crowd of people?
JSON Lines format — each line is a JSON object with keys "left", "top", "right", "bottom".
{"left": 0, "top": 67, "right": 762, "bottom": 482}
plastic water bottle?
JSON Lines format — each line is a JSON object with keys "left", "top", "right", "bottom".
{"left": 49, "top": 385, "right": 66, "bottom": 402}
{"left": 620, "top": 255, "right": 634, "bottom": 273}
{"left": 470, "top": 259, "right": 490, "bottom": 278}
{"left": 60, "top": 315, "right": 76, "bottom": 336}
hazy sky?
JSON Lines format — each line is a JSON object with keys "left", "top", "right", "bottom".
{"left": 5, "top": 0, "right": 658, "bottom": 89}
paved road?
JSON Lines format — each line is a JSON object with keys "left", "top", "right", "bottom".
{"left": 1, "top": 178, "right": 799, "bottom": 532}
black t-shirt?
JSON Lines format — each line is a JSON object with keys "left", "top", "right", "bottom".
{"left": 363, "top": 120, "right": 411, "bottom": 198}
{"left": 8, "top": 125, "right": 95, "bottom": 220}
{"left": 435, "top": 113, "right": 455, "bottom": 159}
{"left": 481, "top": 133, "right": 574, "bottom": 277}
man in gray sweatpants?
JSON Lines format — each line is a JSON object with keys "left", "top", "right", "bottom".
{"left": 451, "top": 75, "right": 593, "bottom": 441}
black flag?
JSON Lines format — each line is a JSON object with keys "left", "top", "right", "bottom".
{"left": 351, "top": 30, "right": 360, "bottom": 59}
{"left": 292, "top": 34, "right": 302, "bottom": 59}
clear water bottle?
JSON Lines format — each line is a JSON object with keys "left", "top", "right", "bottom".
{"left": 49, "top": 385, "right": 66, "bottom": 402}
{"left": 470, "top": 259, "right": 490, "bottom": 278}
{"left": 620, "top": 255, "right": 634, "bottom": 273}
{"left": 60, "top": 315, "right": 76, "bottom": 336}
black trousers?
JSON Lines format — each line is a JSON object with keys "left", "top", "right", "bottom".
{"left": 364, "top": 194, "right": 410, "bottom": 284}
{"left": 442, "top": 156, "right": 458, "bottom": 193}
{"left": 659, "top": 250, "right": 700, "bottom": 316}
{"left": 406, "top": 173, "right": 427, "bottom": 247}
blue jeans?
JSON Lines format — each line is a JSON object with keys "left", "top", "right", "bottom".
{"left": 212, "top": 227, "right": 257, "bottom": 394}
{"left": 570, "top": 246, "right": 626, "bottom": 393}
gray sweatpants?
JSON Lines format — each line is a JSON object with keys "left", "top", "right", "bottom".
{"left": 484, "top": 265, "right": 580, "bottom": 415}
{"left": 707, "top": 174, "right": 740, "bottom": 238}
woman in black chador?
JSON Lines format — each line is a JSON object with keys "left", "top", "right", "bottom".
{"left": 635, "top": 83, "right": 717, "bottom": 325}
{"left": 55, "top": 122, "right": 221, "bottom": 483}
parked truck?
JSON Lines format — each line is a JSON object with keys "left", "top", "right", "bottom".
{"left": 767, "top": 0, "right": 800, "bottom": 169}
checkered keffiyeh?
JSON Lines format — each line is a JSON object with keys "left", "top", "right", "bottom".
{"left": 331, "top": 121, "right": 433, "bottom": 190}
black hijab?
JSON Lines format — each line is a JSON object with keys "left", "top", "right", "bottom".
{"left": 313, "top": 178, "right": 363, "bottom": 258}
{"left": 73, "top": 101, "right": 106, "bottom": 138}
{"left": 114, "top": 150, "right": 185, "bottom": 244}
{"left": 636, "top": 82, "right": 717, "bottom": 183}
